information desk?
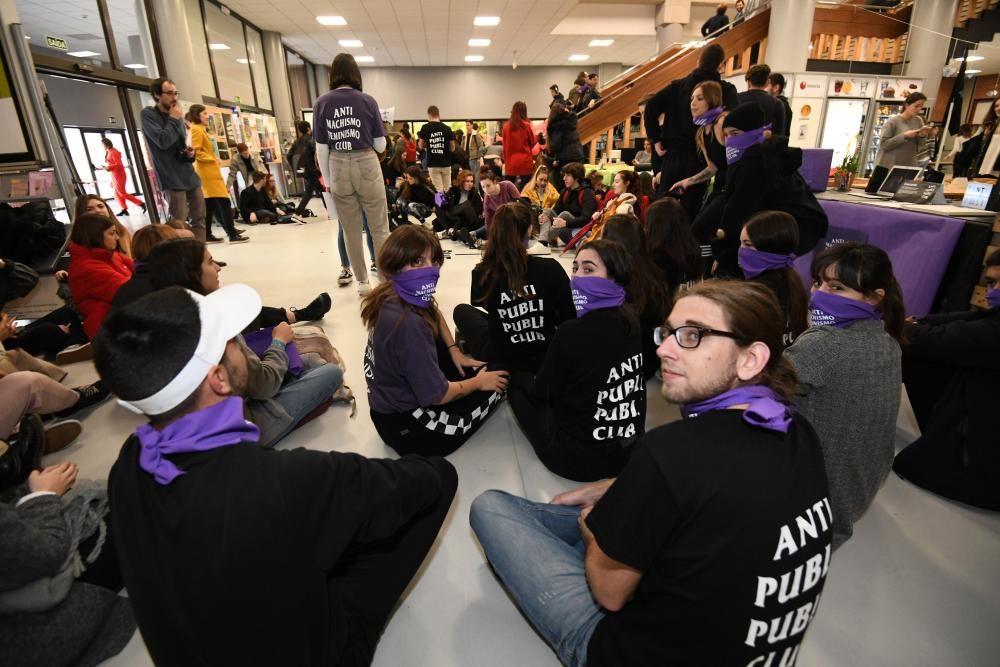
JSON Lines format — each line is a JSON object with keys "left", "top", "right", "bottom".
{"left": 794, "top": 195, "right": 979, "bottom": 318}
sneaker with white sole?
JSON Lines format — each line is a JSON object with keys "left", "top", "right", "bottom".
{"left": 337, "top": 267, "right": 353, "bottom": 286}
{"left": 357, "top": 281, "right": 372, "bottom": 295}
{"left": 43, "top": 420, "right": 83, "bottom": 455}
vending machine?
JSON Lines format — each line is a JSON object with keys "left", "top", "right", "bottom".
{"left": 861, "top": 78, "right": 926, "bottom": 176}
{"left": 818, "top": 77, "right": 878, "bottom": 171}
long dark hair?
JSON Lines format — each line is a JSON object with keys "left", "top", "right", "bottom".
{"left": 330, "top": 53, "right": 363, "bottom": 91}
{"left": 645, "top": 199, "right": 700, "bottom": 289}
{"left": 475, "top": 203, "right": 530, "bottom": 304}
{"left": 811, "top": 242, "right": 906, "bottom": 342}
{"left": 577, "top": 238, "right": 633, "bottom": 288}
{"left": 361, "top": 226, "right": 444, "bottom": 336}
{"left": 602, "top": 215, "right": 672, "bottom": 319}
{"left": 148, "top": 239, "right": 208, "bottom": 294}
{"left": 400, "top": 165, "right": 435, "bottom": 200}
{"left": 184, "top": 103, "right": 206, "bottom": 124}
{"left": 743, "top": 211, "right": 809, "bottom": 342}
{"left": 69, "top": 213, "right": 114, "bottom": 249}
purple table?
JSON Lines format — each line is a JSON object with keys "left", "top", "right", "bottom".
{"left": 793, "top": 200, "right": 966, "bottom": 318}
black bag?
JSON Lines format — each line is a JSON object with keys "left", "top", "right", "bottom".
{"left": 0, "top": 259, "right": 40, "bottom": 307}
{"left": 0, "top": 201, "right": 66, "bottom": 266}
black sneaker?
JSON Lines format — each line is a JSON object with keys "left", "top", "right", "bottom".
{"left": 228, "top": 234, "right": 250, "bottom": 244}
{"left": 291, "top": 292, "right": 332, "bottom": 322}
{"left": 206, "top": 235, "right": 224, "bottom": 244}
{"left": 456, "top": 228, "right": 473, "bottom": 247}
{"left": 54, "top": 381, "right": 111, "bottom": 419}
{"left": 0, "top": 415, "right": 44, "bottom": 491}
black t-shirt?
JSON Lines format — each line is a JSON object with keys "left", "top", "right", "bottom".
{"left": 418, "top": 121, "right": 455, "bottom": 168}
{"left": 470, "top": 256, "right": 575, "bottom": 372}
{"left": 738, "top": 89, "right": 788, "bottom": 136}
{"left": 527, "top": 308, "right": 646, "bottom": 480}
{"left": 585, "top": 411, "right": 832, "bottom": 667}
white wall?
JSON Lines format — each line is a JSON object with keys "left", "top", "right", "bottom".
{"left": 360, "top": 66, "right": 588, "bottom": 120}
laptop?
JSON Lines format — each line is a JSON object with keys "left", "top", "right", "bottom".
{"left": 853, "top": 166, "right": 923, "bottom": 199}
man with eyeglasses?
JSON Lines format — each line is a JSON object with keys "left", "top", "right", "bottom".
{"left": 471, "top": 280, "right": 832, "bottom": 667}
{"left": 140, "top": 77, "right": 207, "bottom": 240}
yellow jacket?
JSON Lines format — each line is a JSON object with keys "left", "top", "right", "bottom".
{"left": 521, "top": 181, "right": 559, "bottom": 209}
{"left": 191, "top": 123, "right": 229, "bottom": 199}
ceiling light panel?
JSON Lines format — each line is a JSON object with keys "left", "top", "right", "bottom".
{"left": 474, "top": 16, "right": 500, "bottom": 26}
{"left": 465, "top": 55, "right": 484, "bottom": 62}
{"left": 468, "top": 39, "right": 491, "bottom": 47}
{"left": 589, "top": 39, "right": 614, "bottom": 47}
{"left": 339, "top": 40, "right": 363, "bottom": 48}
{"left": 317, "top": 16, "right": 347, "bottom": 26}
{"left": 568, "top": 54, "right": 590, "bottom": 61}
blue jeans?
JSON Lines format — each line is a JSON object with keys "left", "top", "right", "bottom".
{"left": 470, "top": 490, "right": 605, "bottom": 667}
{"left": 271, "top": 363, "right": 344, "bottom": 443}
{"left": 337, "top": 211, "right": 375, "bottom": 267}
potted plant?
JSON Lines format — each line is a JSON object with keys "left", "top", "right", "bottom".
{"left": 835, "top": 150, "right": 860, "bottom": 192}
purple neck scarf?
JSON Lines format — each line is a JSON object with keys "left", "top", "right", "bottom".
{"left": 987, "top": 288, "right": 1000, "bottom": 310}
{"left": 809, "top": 290, "right": 881, "bottom": 328}
{"left": 571, "top": 276, "right": 625, "bottom": 317}
{"left": 694, "top": 106, "right": 724, "bottom": 126}
{"left": 684, "top": 385, "right": 792, "bottom": 433}
{"left": 135, "top": 396, "right": 259, "bottom": 485}
{"left": 738, "top": 247, "right": 795, "bottom": 279}
{"left": 392, "top": 266, "right": 440, "bottom": 308}
{"left": 725, "top": 125, "right": 770, "bottom": 165}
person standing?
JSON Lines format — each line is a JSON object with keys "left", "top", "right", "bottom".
{"left": 97, "top": 138, "right": 145, "bottom": 217}
{"left": 186, "top": 105, "right": 248, "bottom": 244}
{"left": 139, "top": 77, "right": 206, "bottom": 240}
{"left": 290, "top": 120, "right": 324, "bottom": 216}
{"left": 768, "top": 72, "right": 794, "bottom": 135}
{"left": 501, "top": 101, "right": 537, "bottom": 188}
{"left": 544, "top": 102, "right": 585, "bottom": 187}
{"left": 738, "top": 64, "right": 787, "bottom": 136}
{"left": 868, "top": 92, "right": 937, "bottom": 191}
{"left": 701, "top": 4, "right": 729, "bottom": 36}
{"left": 548, "top": 84, "right": 565, "bottom": 109}
{"left": 419, "top": 106, "right": 455, "bottom": 192}
{"left": 464, "top": 121, "right": 485, "bottom": 177}
{"left": 226, "top": 143, "right": 266, "bottom": 205}
{"left": 313, "top": 53, "right": 391, "bottom": 295}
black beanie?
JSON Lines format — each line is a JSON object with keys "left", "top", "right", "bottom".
{"left": 723, "top": 103, "right": 766, "bottom": 132}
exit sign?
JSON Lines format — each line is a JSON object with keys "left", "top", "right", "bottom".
{"left": 45, "top": 35, "right": 68, "bottom": 50}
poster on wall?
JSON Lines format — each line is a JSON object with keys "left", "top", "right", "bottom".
{"left": 0, "top": 39, "right": 37, "bottom": 164}
{"left": 788, "top": 75, "right": 827, "bottom": 149}
{"left": 877, "top": 78, "right": 924, "bottom": 100}
{"left": 827, "top": 77, "right": 877, "bottom": 99}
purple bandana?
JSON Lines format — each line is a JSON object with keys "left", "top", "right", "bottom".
{"left": 809, "top": 290, "right": 881, "bottom": 328}
{"left": 694, "top": 106, "right": 724, "bottom": 126}
{"left": 392, "top": 266, "right": 440, "bottom": 308}
{"left": 725, "top": 124, "right": 770, "bottom": 165}
{"left": 738, "top": 247, "right": 795, "bottom": 279}
{"left": 987, "top": 288, "right": 1000, "bottom": 310}
{"left": 571, "top": 276, "right": 625, "bottom": 316}
{"left": 135, "top": 396, "right": 259, "bottom": 485}
{"left": 684, "top": 385, "right": 792, "bottom": 433}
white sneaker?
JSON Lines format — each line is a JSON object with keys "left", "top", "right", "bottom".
{"left": 337, "top": 267, "right": 353, "bottom": 286}
{"left": 526, "top": 240, "right": 549, "bottom": 255}
{"left": 357, "top": 281, "right": 372, "bottom": 295}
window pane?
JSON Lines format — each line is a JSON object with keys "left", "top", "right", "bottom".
{"left": 245, "top": 28, "right": 270, "bottom": 110}
{"left": 183, "top": 0, "right": 216, "bottom": 99}
{"left": 286, "top": 50, "right": 310, "bottom": 115}
{"left": 18, "top": 0, "right": 113, "bottom": 69}
{"left": 204, "top": 2, "right": 253, "bottom": 105}
{"left": 105, "top": 0, "right": 158, "bottom": 76}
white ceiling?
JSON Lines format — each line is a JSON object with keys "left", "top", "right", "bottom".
{"left": 218, "top": 0, "right": 718, "bottom": 67}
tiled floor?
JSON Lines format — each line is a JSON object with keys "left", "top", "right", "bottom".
{"left": 43, "top": 213, "right": 999, "bottom": 666}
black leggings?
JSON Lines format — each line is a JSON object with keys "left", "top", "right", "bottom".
{"left": 205, "top": 197, "right": 237, "bottom": 238}
{"left": 4, "top": 306, "right": 87, "bottom": 359}
{"left": 297, "top": 174, "right": 324, "bottom": 213}
{"left": 452, "top": 304, "right": 494, "bottom": 362}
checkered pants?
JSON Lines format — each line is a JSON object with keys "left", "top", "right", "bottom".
{"left": 411, "top": 390, "right": 503, "bottom": 436}
{"left": 371, "top": 390, "right": 505, "bottom": 458}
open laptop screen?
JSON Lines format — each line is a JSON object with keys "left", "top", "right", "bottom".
{"left": 879, "top": 166, "right": 922, "bottom": 195}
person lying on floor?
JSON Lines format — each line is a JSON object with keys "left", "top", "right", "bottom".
{"left": 363, "top": 225, "right": 509, "bottom": 458}
{"left": 471, "top": 280, "right": 832, "bottom": 667}
{"left": 93, "top": 284, "right": 457, "bottom": 666}
{"left": 508, "top": 239, "right": 646, "bottom": 482}
{"left": 453, "top": 203, "right": 574, "bottom": 373}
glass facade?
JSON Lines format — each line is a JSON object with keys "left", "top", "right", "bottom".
{"left": 245, "top": 27, "right": 271, "bottom": 111}
{"left": 204, "top": 2, "right": 254, "bottom": 106}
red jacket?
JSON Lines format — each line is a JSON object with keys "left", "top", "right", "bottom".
{"left": 502, "top": 120, "right": 537, "bottom": 177}
{"left": 68, "top": 242, "right": 134, "bottom": 339}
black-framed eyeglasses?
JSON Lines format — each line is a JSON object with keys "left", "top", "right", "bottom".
{"left": 654, "top": 325, "right": 742, "bottom": 349}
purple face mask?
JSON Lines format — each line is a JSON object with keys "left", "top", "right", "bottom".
{"left": 392, "top": 265, "right": 440, "bottom": 308}
{"left": 693, "top": 106, "right": 724, "bottom": 126}
{"left": 987, "top": 288, "right": 1000, "bottom": 310}
{"left": 725, "top": 125, "right": 770, "bottom": 165}
{"left": 571, "top": 276, "right": 625, "bottom": 317}
{"left": 684, "top": 385, "right": 792, "bottom": 433}
{"left": 738, "top": 246, "right": 795, "bottom": 279}
{"left": 809, "top": 289, "right": 881, "bottom": 328}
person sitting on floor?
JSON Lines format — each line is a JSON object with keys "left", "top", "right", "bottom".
{"left": 92, "top": 284, "right": 457, "bottom": 666}
{"left": 893, "top": 249, "right": 1000, "bottom": 510}
{"left": 238, "top": 172, "right": 297, "bottom": 225}
{"left": 460, "top": 170, "right": 521, "bottom": 248}
{"left": 785, "top": 242, "right": 904, "bottom": 549}
{"left": 538, "top": 162, "right": 599, "bottom": 247}
{"left": 395, "top": 165, "right": 437, "bottom": 227}
{"left": 362, "top": 225, "right": 509, "bottom": 458}
{"left": 644, "top": 198, "right": 702, "bottom": 293}
{"left": 508, "top": 239, "right": 646, "bottom": 482}
{"left": 434, "top": 169, "right": 484, "bottom": 240}
{"left": 453, "top": 203, "right": 575, "bottom": 373}
{"left": 75, "top": 195, "right": 134, "bottom": 258}
{"left": 603, "top": 215, "right": 673, "bottom": 379}
{"left": 521, "top": 165, "right": 560, "bottom": 236}
{"left": 471, "top": 280, "right": 832, "bottom": 667}
{"left": 586, "top": 172, "right": 641, "bottom": 242}
{"left": 587, "top": 170, "right": 607, "bottom": 201}
{"left": 738, "top": 211, "right": 809, "bottom": 347}
{"left": 67, "top": 214, "right": 134, "bottom": 340}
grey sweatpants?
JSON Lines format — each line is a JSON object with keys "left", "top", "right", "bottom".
{"left": 327, "top": 150, "right": 390, "bottom": 284}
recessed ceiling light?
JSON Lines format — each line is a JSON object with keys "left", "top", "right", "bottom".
{"left": 355, "top": 56, "right": 375, "bottom": 63}
{"left": 568, "top": 54, "right": 589, "bottom": 62}
{"left": 965, "top": 69, "right": 982, "bottom": 74}
{"left": 955, "top": 55, "right": 985, "bottom": 62}
{"left": 235, "top": 58, "right": 256, "bottom": 64}
{"left": 339, "top": 39, "right": 363, "bottom": 48}
{"left": 123, "top": 63, "right": 147, "bottom": 69}
{"left": 208, "top": 43, "right": 230, "bottom": 50}
{"left": 67, "top": 50, "right": 101, "bottom": 57}
{"left": 468, "top": 38, "right": 491, "bottom": 47}
{"left": 474, "top": 16, "right": 500, "bottom": 26}
{"left": 465, "top": 55, "right": 484, "bottom": 62}
{"left": 589, "top": 39, "right": 614, "bottom": 47}
{"left": 316, "top": 16, "right": 346, "bottom": 26}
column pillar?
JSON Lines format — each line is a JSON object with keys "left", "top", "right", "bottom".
{"left": 151, "top": 0, "right": 201, "bottom": 98}
{"left": 766, "top": 0, "right": 816, "bottom": 73}
{"left": 261, "top": 31, "right": 294, "bottom": 129}
{"left": 656, "top": 1, "right": 689, "bottom": 52}
{"left": 656, "top": 23, "right": 684, "bottom": 51}
{"left": 905, "top": 0, "right": 959, "bottom": 110}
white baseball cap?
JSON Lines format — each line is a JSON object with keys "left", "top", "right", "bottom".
{"left": 118, "top": 283, "right": 262, "bottom": 415}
